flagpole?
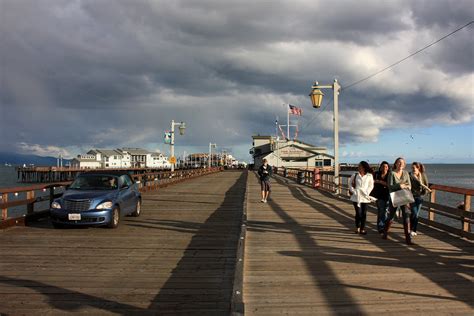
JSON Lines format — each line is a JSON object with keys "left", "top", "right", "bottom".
{"left": 275, "top": 116, "right": 278, "bottom": 138}
{"left": 287, "top": 104, "right": 290, "bottom": 140}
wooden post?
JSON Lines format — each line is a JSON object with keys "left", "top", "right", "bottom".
{"left": 429, "top": 189, "right": 436, "bottom": 221}
{"left": 1, "top": 193, "right": 8, "bottom": 220}
{"left": 26, "top": 190, "right": 35, "bottom": 215}
{"left": 49, "top": 187, "right": 55, "bottom": 206}
{"left": 462, "top": 194, "right": 471, "bottom": 233}
{"left": 338, "top": 175, "right": 342, "bottom": 195}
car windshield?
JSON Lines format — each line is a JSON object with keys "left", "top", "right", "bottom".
{"left": 69, "top": 175, "right": 118, "bottom": 190}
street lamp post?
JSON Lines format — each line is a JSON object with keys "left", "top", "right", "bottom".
{"left": 309, "top": 79, "right": 341, "bottom": 194}
{"left": 209, "top": 143, "right": 216, "bottom": 168}
{"left": 170, "top": 120, "right": 186, "bottom": 172}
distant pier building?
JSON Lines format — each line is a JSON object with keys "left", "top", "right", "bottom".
{"left": 250, "top": 135, "right": 334, "bottom": 169}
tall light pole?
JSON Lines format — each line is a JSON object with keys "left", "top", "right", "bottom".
{"left": 170, "top": 120, "right": 186, "bottom": 172}
{"left": 209, "top": 143, "right": 216, "bottom": 168}
{"left": 309, "top": 79, "right": 341, "bottom": 194}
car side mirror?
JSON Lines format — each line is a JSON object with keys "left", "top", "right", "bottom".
{"left": 120, "top": 184, "right": 129, "bottom": 190}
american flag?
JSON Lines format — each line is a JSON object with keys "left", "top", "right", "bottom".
{"left": 289, "top": 104, "right": 302, "bottom": 116}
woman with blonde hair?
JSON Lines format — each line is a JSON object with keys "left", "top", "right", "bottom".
{"left": 382, "top": 157, "right": 414, "bottom": 245}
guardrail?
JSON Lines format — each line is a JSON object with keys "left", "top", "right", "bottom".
{"left": 273, "top": 167, "right": 473, "bottom": 240}
{"left": 0, "top": 167, "right": 222, "bottom": 229}
{"left": 131, "top": 167, "right": 222, "bottom": 191}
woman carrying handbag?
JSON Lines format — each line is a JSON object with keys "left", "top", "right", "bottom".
{"left": 382, "top": 157, "right": 414, "bottom": 245}
{"left": 349, "top": 161, "right": 375, "bottom": 235}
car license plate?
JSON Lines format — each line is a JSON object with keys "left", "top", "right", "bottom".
{"left": 68, "top": 213, "right": 81, "bottom": 221}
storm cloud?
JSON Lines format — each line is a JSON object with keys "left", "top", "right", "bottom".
{"left": 0, "top": 0, "right": 473, "bottom": 159}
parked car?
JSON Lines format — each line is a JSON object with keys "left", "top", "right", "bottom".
{"left": 50, "top": 171, "right": 141, "bottom": 228}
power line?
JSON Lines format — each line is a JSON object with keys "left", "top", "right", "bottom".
{"left": 300, "top": 20, "right": 473, "bottom": 134}
{"left": 343, "top": 20, "right": 473, "bottom": 90}
{"left": 300, "top": 95, "right": 333, "bottom": 132}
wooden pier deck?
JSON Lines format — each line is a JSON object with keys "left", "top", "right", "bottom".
{"left": 1, "top": 170, "right": 473, "bottom": 315}
{"left": 244, "top": 172, "right": 473, "bottom": 315}
{"left": 0, "top": 171, "right": 247, "bottom": 315}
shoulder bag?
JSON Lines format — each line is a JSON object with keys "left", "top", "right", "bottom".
{"left": 390, "top": 189, "right": 415, "bottom": 207}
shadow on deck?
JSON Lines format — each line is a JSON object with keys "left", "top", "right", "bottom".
{"left": 0, "top": 171, "right": 247, "bottom": 315}
{"left": 244, "top": 173, "right": 473, "bottom": 315}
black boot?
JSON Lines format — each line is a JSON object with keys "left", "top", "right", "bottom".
{"left": 382, "top": 221, "right": 392, "bottom": 239}
{"left": 404, "top": 221, "right": 414, "bottom": 245}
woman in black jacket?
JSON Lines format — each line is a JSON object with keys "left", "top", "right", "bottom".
{"left": 258, "top": 159, "right": 272, "bottom": 203}
{"left": 371, "top": 161, "right": 391, "bottom": 234}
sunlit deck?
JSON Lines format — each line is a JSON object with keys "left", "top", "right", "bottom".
{"left": 0, "top": 171, "right": 247, "bottom": 315}
{"left": 0, "top": 170, "right": 472, "bottom": 315}
{"left": 243, "top": 173, "right": 473, "bottom": 315}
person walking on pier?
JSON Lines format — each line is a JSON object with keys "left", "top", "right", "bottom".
{"left": 371, "top": 161, "right": 391, "bottom": 234}
{"left": 258, "top": 159, "right": 273, "bottom": 203}
{"left": 383, "top": 157, "right": 414, "bottom": 245}
{"left": 349, "top": 161, "right": 374, "bottom": 235}
{"left": 409, "top": 162, "right": 430, "bottom": 238}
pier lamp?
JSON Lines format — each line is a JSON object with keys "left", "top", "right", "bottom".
{"left": 170, "top": 120, "right": 186, "bottom": 172}
{"left": 209, "top": 143, "right": 217, "bottom": 169}
{"left": 309, "top": 85, "right": 324, "bottom": 108}
{"left": 309, "top": 79, "right": 341, "bottom": 194}
{"left": 178, "top": 122, "right": 186, "bottom": 135}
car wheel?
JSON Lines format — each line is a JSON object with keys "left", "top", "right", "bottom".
{"left": 107, "top": 206, "right": 120, "bottom": 228}
{"left": 131, "top": 199, "right": 141, "bottom": 217}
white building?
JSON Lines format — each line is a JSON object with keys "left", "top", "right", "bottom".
{"left": 71, "top": 155, "right": 101, "bottom": 169}
{"left": 148, "top": 153, "right": 172, "bottom": 169}
{"left": 72, "top": 148, "right": 169, "bottom": 169}
{"left": 87, "top": 149, "right": 131, "bottom": 169}
{"left": 121, "top": 148, "right": 155, "bottom": 168}
{"left": 250, "top": 135, "right": 334, "bottom": 170}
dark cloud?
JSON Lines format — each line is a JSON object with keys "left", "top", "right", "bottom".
{"left": 411, "top": 0, "right": 473, "bottom": 29}
{"left": 0, "top": 0, "right": 472, "bottom": 160}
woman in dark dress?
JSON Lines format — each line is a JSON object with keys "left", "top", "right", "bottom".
{"left": 371, "top": 161, "right": 390, "bottom": 234}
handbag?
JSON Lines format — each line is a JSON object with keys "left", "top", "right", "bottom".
{"left": 390, "top": 189, "right": 415, "bottom": 207}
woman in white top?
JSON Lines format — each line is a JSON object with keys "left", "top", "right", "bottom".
{"left": 349, "top": 161, "right": 375, "bottom": 235}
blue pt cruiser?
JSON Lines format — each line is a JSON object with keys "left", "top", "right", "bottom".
{"left": 50, "top": 171, "right": 141, "bottom": 228}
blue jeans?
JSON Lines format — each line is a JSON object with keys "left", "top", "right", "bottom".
{"left": 410, "top": 197, "right": 423, "bottom": 232}
{"left": 376, "top": 199, "right": 389, "bottom": 232}
{"left": 386, "top": 203, "right": 410, "bottom": 226}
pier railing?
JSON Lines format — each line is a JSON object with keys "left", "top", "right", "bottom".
{"left": 0, "top": 167, "right": 222, "bottom": 229}
{"left": 274, "top": 167, "right": 473, "bottom": 240}
{"left": 15, "top": 166, "right": 216, "bottom": 183}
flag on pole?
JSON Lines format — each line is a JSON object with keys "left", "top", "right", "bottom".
{"left": 289, "top": 104, "right": 302, "bottom": 116}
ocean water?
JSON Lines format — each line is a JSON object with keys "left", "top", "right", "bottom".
{"left": 0, "top": 166, "right": 67, "bottom": 219}
{"left": 1, "top": 164, "right": 473, "bottom": 229}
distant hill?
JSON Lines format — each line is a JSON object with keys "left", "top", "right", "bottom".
{"left": 0, "top": 152, "right": 71, "bottom": 167}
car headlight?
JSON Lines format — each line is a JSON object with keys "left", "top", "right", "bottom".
{"left": 51, "top": 201, "right": 61, "bottom": 209}
{"left": 96, "top": 201, "right": 113, "bottom": 209}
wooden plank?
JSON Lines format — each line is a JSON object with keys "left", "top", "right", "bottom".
{"left": 243, "top": 172, "right": 474, "bottom": 315}
{"left": 1, "top": 193, "right": 8, "bottom": 220}
{"left": 430, "top": 183, "right": 474, "bottom": 195}
{"left": 0, "top": 171, "right": 246, "bottom": 315}
{"left": 230, "top": 171, "right": 249, "bottom": 315}
{"left": 463, "top": 195, "right": 471, "bottom": 233}
{"left": 423, "top": 201, "right": 473, "bottom": 219}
